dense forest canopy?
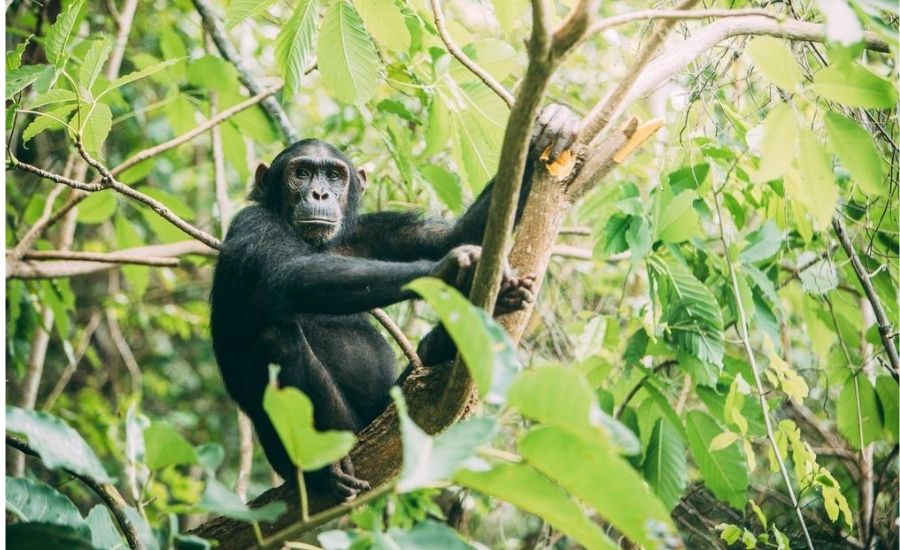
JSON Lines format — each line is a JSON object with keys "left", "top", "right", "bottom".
{"left": 4, "top": 0, "right": 899, "bottom": 548}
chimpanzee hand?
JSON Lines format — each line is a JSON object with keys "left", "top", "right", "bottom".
{"left": 495, "top": 274, "right": 536, "bottom": 314}
{"left": 531, "top": 103, "right": 580, "bottom": 163}
{"left": 430, "top": 245, "right": 483, "bottom": 291}
{"left": 325, "top": 456, "right": 370, "bottom": 502}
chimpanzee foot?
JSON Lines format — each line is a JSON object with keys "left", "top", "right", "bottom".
{"left": 495, "top": 275, "right": 537, "bottom": 314}
{"left": 327, "top": 457, "right": 370, "bottom": 501}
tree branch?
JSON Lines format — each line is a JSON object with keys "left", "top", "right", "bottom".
{"left": 19, "top": 250, "right": 180, "bottom": 266}
{"left": 429, "top": 0, "right": 515, "bottom": 108}
{"left": 832, "top": 215, "right": 900, "bottom": 378}
{"left": 585, "top": 7, "right": 779, "bottom": 37}
{"left": 6, "top": 434, "right": 146, "bottom": 550}
{"left": 192, "top": 0, "right": 299, "bottom": 144}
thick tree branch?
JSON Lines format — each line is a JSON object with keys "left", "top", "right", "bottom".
{"left": 585, "top": 7, "right": 778, "bottom": 37}
{"left": 192, "top": 0, "right": 299, "bottom": 144}
{"left": 7, "top": 434, "right": 146, "bottom": 550}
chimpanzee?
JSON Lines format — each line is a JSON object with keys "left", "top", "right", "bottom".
{"left": 210, "top": 103, "right": 580, "bottom": 499}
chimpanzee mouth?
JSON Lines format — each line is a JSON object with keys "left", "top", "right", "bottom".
{"left": 295, "top": 218, "right": 338, "bottom": 226}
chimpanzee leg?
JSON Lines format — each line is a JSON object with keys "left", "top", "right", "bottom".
{"left": 252, "top": 321, "right": 369, "bottom": 499}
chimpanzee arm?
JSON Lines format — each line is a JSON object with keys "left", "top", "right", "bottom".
{"left": 351, "top": 103, "right": 579, "bottom": 261}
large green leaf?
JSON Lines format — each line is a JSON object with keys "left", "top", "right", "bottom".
{"left": 651, "top": 254, "right": 724, "bottom": 367}
{"left": 740, "top": 221, "right": 783, "bottom": 264}
{"left": 642, "top": 418, "right": 688, "bottom": 511}
{"left": 7, "top": 406, "right": 112, "bottom": 482}
{"left": 275, "top": 0, "right": 319, "bottom": 101}
{"left": 318, "top": 1, "right": 379, "bottom": 104}
{"left": 85, "top": 506, "right": 126, "bottom": 550}
{"left": 262, "top": 373, "right": 357, "bottom": 471}
{"left": 519, "top": 427, "right": 679, "bottom": 549}
{"left": 29, "top": 89, "right": 77, "bottom": 109}
{"left": 72, "top": 103, "right": 112, "bottom": 153}
{"left": 794, "top": 128, "right": 839, "bottom": 229}
{"left": 836, "top": 375, "right": 882, "bottom": 450}
{"left": 76, "top": 192, "right": 117, "bottom": 224}
{"left": 6, "top": 476, "right": 87, "bottom": 536}
{"left": 824, "top": 111, "right": 885, "bottom": 196}
{"left": 23, "top": 104, "right": 77, "bottom": 143}
{"left": 753, "top": 103, "right": 798, "bottom": 183}
{"left": 199, "top": 477, "right": 287, "bottom": 522}
{"left": 746, "top": 37, "right": 804, "bottom": 90}
{"left": 143, "top": 422, "right": 198, "bottom": 470}
{"left": 225, "top": 0, "right": 281, "bottom": 28}
{"left": 507, "top": 366, "right": 639, "bottom": 454}
{"left": 654, "top": 189, "right": 700, "bottom": 243}
{"left": 392, "top": 389, "right": 495, "bottom": 493}
{"left": 355, "top": 0, "right": 410, "bottom": 52}
{"left": 7, "top": 64, "right": 54, "bottom": 97}
{"left": 44, "top": 0, "right": 85, "bottom": 66}
{"left": 407, "top": 277, "right": 522, "bottom": 401}
{"left": 811, "top": 62, "right": 898, "bottom": 109}
{"left": 7, "top": 523, "right": 97, "bottom": 550}
{"left": 456, "top": 463, "right": 619, "bottom": 550}
{"left": 685, "top": 411, "right": 748, "bottom": 508}
{"left": 79, "top": 39, "right": 111, "bottom": 93}
{"left": 875, "top": 376, "right": 899, "bottom": 440}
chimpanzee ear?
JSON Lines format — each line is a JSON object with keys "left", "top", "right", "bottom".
{"left": 248, "top": 163, "right": 269, "bottom": 202}
{"left": 356, "top": 168, "right": 368, "bottom": 191}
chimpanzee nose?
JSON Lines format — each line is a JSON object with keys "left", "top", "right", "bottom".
{"left": 311, "top": 189, "right": 329, "bottom": 201}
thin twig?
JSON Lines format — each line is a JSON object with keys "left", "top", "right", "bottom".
{"left": 9, "top": 158, "right": 105, "bottom": 191}
{"left": 6, "top": 434, "right": 146, "bottom": 550}
{"left": 832, "top": 215, "right": 900, "bottom": 379}
{"left": 586, "top": 8, "right": 778, "bottom": 37}
{"left": 42, "top": 312, "right": 103, "bottom": 410}
{"left": 20, "top": 250, "right": 180, "bottom": 266}
{"left": 712, "top": 190, "right": 815, "bottom": 549}
{"left": 429, "top": 0, "right": 515, "bottom": 108}
{"left": 111, "top": 86, "right": 280, "bottom": 178}
{"left": 192, "top": 0, "right": 299, "bottom": 144}
{"left": 370, "top": 308, "right": 423, "bottom": 371}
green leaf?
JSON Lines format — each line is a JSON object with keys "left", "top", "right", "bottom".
{"left": 456, "top": 463, "right": 618, "bottom": 550}
{"left": 7, "top": 523, "right": 97, "bottom": 550}
{"left": 355, "top": 0, "right": 410, "bottom": 52}
{"left": 103, "top": 58, "right": 183, "bottom": 94}
{"left": 85, "top": 506, "right": 126, "bottom": 550}
{"left": 79, "top": 39, "right": 112, "bottom": 93}
{"left": 225, "top": 0, "right": 281, "bottom": 28}
{"left": 654, "top": 189, "right": 700, "bottom": 244}
{"left": 406, "top": 278, "right": 504, "bottom": 400}
{"left": 140, "top": 188, "right": 195, "bottom": 219}
{"left": 740, "top": 221, "right": 783, "bottom": 264}
{"left": 651, "top": 254, "right": 724, "bottom": 367}
{"left": 836, "top": 375, "right": 882, "bottom": 450}
{"left": 421, "top": 164, "right": 463, "bottom": 213}
{"left": 23, "top": 104, "right": 77, "bottom": 143}
{"left": 7, "top": 64, "right": 53, "bottom": 97}
{"left": 199, "top": 477, "right": 287, "bottom": 522}
{"left": 875, "top": 376, "right": 899, "bottom": 440}
{"left": 811, "top": 62, "right": 898, "bottom": 109}
{"left": 392, "top": 389, "right": 495, "bottom": 493}
{"left": 76, "top": 192, "right": 117, "bottom": 224}
{"left": 642, "top": 418, "right": 688, "bottom": 511}
{"left": 792, "top": 128, "right": 839, "bottom": 229}
{"left": 520, "top": 427, "right": 678, "bottom": 549}
{"left": 72, "top": 103, "right": 112, "bottom": 153}
{"left": 263, "top": 373, "right": 357, "bottom": 471}
{"left": 29, "top": 89, "right": 77, "bottom": 109}
{"left": 825, "top": 111, "right": 885, "bottom": 196}
{"left": 753, "top": 103, "right": 798, "bottom": 183}
{"left": 490, "top": 0, "right": 520, "bottom": 36}
{"left": 7, "top": 36, "right": 32, "bottom": 71}
{"left": 508, "top": 366, "right": 639, "bottom": 454}
{"left": 6, "top": 477, "right": 87, "bottom": 535}
{"left": 746, "top": 37, "right": 804, "bottom": 90}
{"left": 275, "top": 0, "right": 319, "bottom": 101}
{"left": 450, "top": 40, "right": 518, "bottom": 84}
{"left": 604, "top": 214, "right": 630, "bottom": 255}
{"left": 318, "top": 1, "right": 379, "bottom": 104}
{"left": 6, "top": 406, "right": 112, "bottom": 482}
{"left": 384, "top": 521, "right": 472, "bottom": 549}
{"left": 143, "top": 422, "right": 198, "bottom": 470}
{"left": 44, "top": 0, "right": 85, "bottom": 66}
{"left": 685, "top": 411, "right": 748, "bottom": 508}
{"left": 626, "top": 216, "right": 653, "bottom": 262}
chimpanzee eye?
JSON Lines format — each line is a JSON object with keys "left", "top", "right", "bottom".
{"left": 326, "top": 170, "right": 340, "bottom": 180}
{"left": 297, "top": 168, "right": 311, "bottom": 179}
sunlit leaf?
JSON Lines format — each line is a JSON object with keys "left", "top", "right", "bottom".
{"left": 811, "top": 62, "right": 898, "bottom": 109}
{"left": 22, "top": 104, "right": 77, "bottom": 143}
{"left": 642, "top": 418, "right": 688, "bottom": 511}
{"left": 103, "top": 58, "right": 184, "bottom": 94}
{"left": 746, "top": 37, "right": 804, "bottom": 90}
{"left": 685, "top": 411, "right": 748, "bottom": 508}
{"left": 824, "top": 111, "right": 885, "bottom": 195}
{"left": 143, "top": 422, "right": 198, "bottom": 470}
{"left": 318, "top": 1, "right": 379, "bottom": 104}
{"left": 355, "top": 0, "right": 410, "bottom": 52}
{"left": 79, "top": 39, "right": 112, "bottom": 93}
{"left": 225, "top": 0, "right": 281, "bottom": 28}
{"left": 275, "top": 0, "right": 319, "bottom": 101}
{"left": 44, "top": 0, "right": 85, "bottom": 66}
{"left": 7, "top": 64, "right": 54, "bottom": 97}
{"left": 72, "top": 103, "right": 112, "bottom": 153}
{"left": 753, "top": 103, "right": 798, "bottom": 183}
{"left": 77, "top": 192, "right": 117, "bottom": 224}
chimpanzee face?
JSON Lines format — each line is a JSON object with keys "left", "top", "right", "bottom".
{"left": 250, "top": 140, "right": 367, "bottom": 245}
